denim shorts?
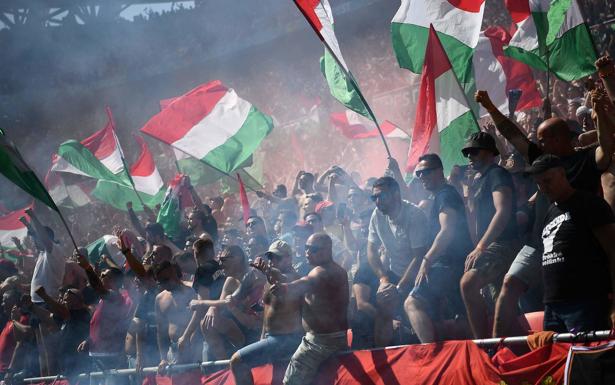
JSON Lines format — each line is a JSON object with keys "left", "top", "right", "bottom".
{"left": 410, "top": 261, "right": 465, "bottom": 320}
{"left": 506, "top": 245, "right": 542, "bottom": 288}
{"left": 235, "top": 332, "right": 304, "bottom": 367}
{"left": 544, "top": 298, "right": 611, "bottom": 333}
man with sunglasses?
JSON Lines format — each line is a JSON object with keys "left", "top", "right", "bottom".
{"left": 405, "top": 154, "right": 473, "bottom": 343}
{"left": 459, "top": 132, "right": 520, "bottom": 339}
{"left": 230, "top": 240, "right": 303, "bottom": 385}
{"left": 367, "top": 176, "right": 429, "bottom": 303}
{"left": 274, "top": 233, "right": 349, "bottom": 385}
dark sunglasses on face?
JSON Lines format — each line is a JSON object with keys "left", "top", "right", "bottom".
{"left": 369, "top": 191, "right": 389, "bottom": 202}
{"left": 415, "top": 168, "right": 438, "bottom": 178}
{"left": 305, "top": 244, "right": 321, "bottom": 254}
{"left": 464, "top": 148, "right": 481, "bottom": 158}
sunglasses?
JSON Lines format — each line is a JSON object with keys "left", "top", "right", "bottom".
{"left": 369, "top": 191, "right": 389, "bottom": 202}
{"left": 305, "top": 244, "right": 321, "bottom": 254}
{"left": 246, "top": 221, "right": 259, "bottom": 228}
{"left": 463, "top": 148, "right": 481, "bottom": 158}
{"left": 415, "top": 167, "right": 439, "bottom": 178}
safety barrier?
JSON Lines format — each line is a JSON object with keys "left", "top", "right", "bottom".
{"left": 21, "top": 330, "right": 613, "bottom": 383}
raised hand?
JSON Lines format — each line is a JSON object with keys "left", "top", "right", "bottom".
{"left": 475, "top": 90, "right": 497, "bottom": 112}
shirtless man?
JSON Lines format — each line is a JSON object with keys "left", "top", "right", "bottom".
{"left": 229, "top": 240, "right": 303, "bottom": 385}
{"left": 274, "top": 233, "right": 349, "bottom": 385}
{"left": 153, "top": 261, "right": 198, "bottom": 370}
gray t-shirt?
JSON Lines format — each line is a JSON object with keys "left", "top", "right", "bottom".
{"left": 368, "top": 201, "right": 429, "bottom": 275}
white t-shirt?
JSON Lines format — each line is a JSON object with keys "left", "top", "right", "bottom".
{"left": 368, "top": 201, "right": 428, "bottom": 275}
{"left": 30, "top": 247, "right": 66, "bottom": 302}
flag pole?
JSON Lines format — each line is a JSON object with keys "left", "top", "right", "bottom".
{"left": 292, "top": 0, "right": 392, "bottom": 159}
{"left": 105, "top": 107, "right": 148, "bottom": 209}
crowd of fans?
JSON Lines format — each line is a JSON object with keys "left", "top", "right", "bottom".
{"left": 1, "top": 55, "right": 615, "bottom": 385}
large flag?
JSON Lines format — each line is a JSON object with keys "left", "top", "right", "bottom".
{"left": 0, "top": 128, "right": 58, "bottom": 211}
{"left": 407, "top": 26, "right": 480, "bottom": 174}
{"left": 93, "top": 136, "right": 166, "bottom": 211}
{"left": 331, "top": 111, "right": 409, "bottom": 140}
{"left": 141, "top": 81, "right": 273, "bottom": 174}
{"left": 391, "top": 0, "right": 485, "bottom": 86}
{"left": 503, "top": 0, "right": 596, "bottom": 81}
{"left": 294, "top": 0, "right": 371, "bottom": 118}
{"left": 473, "top": 26, "right": 542, "bottom": 117}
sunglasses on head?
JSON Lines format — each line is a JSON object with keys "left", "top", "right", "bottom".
{"left": 463, "top": 148, "right": 481, "bottom": 158}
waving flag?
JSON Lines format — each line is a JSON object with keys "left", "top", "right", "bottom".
{"left": 294, "top": 0, "right": 371, "bottom": 119}
{"left": 407, "top": 26, "right": 479, "bottom": 174}
{"left": 0, "top": 208, "right": 28, "bottom": 251}
{"left": 141, "top": 81, "right": 273, "bottom": 174}
{"left": 504, "top": 0, "right": 596, "bottom": 81}
{"left": 331, "top": 111, "right": 408, "bottom": 140}
{"left": 473, "top": 26, "right": 542, "bottom": 117}
{"left": 0, "top": 128, "right": 58, "bottom": 211}
{"left": 93, "top": 136, "right": 165, "bottom": 211}
{"left": 392, "top": 0, "right": 485, "bottom": 86}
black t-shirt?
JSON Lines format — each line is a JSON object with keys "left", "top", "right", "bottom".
{"left": 193, "top": 264, "right": 225, "bottom": 300}
{"left": 472, "top": 164, "right": 518, "bottom": 242}
{"left": 59, "top": 308, "right": 91, "bottom": 372}
{"left": 541, "top": 190, "right": 615, "bottom": 303}
{"left": 529, "top": 144, "right": 602, "bottom": 193}
{"left": 430, "top": 184, "right": 473, "bottom": 263}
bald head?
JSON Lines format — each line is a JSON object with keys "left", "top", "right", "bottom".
{"left": 305, "top": 232, "right": 333, "bottom": 266}
{"left": 536, "top": 118, "right": 574, "bottom": 156}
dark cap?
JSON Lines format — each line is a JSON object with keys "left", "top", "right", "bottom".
{"left": 524, "top": 154, "right": 564, "bottom": 176}
{"left": 461, "top": 132, "right": 499, "bottom": 157}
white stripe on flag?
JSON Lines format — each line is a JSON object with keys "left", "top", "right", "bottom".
{"left": 133, "top": 172, "right": 164, "bottom": 196}
{"left": 315, "top": 1, "right": 348, "bottom": 70}
{"left": 473, "top": 34, "right": 509, "bottom": 117}
{"left": 0, "top": 227, "right": 28, "bottom": 246}
{"left": 435, "top": 70, "right": 472, "bottom": 132}
{"left": 172, "top": 89, "right": 251, "bottom": 159}
{"left": 51, "top": 156, "right": 90, "bottom": 177}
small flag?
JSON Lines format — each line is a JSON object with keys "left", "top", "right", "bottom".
{"left": 0, "top": 207, "right": 29, "bottom": 251}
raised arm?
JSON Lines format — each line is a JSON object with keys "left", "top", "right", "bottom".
{"left": 35, "top": 286, "right": 70, "bottom": 321}
{"left": 76, "top": 251, "right": 107, "bottom": 296}
{"left": 591, "top": 88, "right": 615, "bottom": 170}
{"left": 126, "top": 202, "right": 146, "bottom": 238}
{"left": 475, "top": 91, "right": 534, "bottom": 162}
{"left": 596, "top": 55, "right": 615, "bottom": 104}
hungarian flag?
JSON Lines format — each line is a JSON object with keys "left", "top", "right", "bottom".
{"left": 0, "top": 208, "right": 28, "bottom": 252}
{"left": 407, "top": 26, "right": 479, "bottom": 174}
{"left": 156, "top": 174, "right": 192, "bottom": 240}
{"left": 93, "top": 136, "right": 166, "bottom": 211}
{"left": 331, "top": 111, "right": 409, "bottom": 140}
{"left": 0, "top": 128, "right": 58, "bottom": 211}
{"left": 504, "top": 0, "right": 596, "bottom": 81}
{"left": 294, "top": 0, "right": 371, "bottom": 118}
{"left": 472, "top": 26, "right": 542, "bottom": 117}
{"left": 392, "top": 0, "right": 485, "bottom": 86}
{"left": 141, "top": 81, "right": 273, "bottom": 174}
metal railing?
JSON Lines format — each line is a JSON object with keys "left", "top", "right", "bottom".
{"left": 20, "top": 330, "right": 614, "bottom": 384}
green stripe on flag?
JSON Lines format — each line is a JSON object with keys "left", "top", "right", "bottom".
{"left": 92, "top": 180, "right": 165, "bottom": 212}
{"left": 439, "top": 111, "right": 478, "bottom": 175}
{"left": 57, "top": 140, "right": 124, "bottom": 183}
{"left": 202, "top": 107, "right": 273, "bottom": 174}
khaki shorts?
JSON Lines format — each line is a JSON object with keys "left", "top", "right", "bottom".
{"left": 283, "top": 331, "right": 348, "bottom": 385}
{"left": 470, "top": 240, "right": 521, "bottom": 305}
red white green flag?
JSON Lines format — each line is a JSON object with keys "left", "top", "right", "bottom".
{"left": 407, "top": 26, "right": 479, "bottom": 174}
{"left": 331, "top": 111, "right": 408, "bottom": 140}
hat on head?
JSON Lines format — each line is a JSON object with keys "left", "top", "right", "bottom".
{"left": 315, "top": 200, "right": 334, "bottom": 214}
{"left": 266, "top": 240, "right": 292, "bottom": 259}
{"left": 524, "top": 154, "right": 564, "bottom": 176}
{"left": 461, "top": 132, "right": 499, "bottom": 157}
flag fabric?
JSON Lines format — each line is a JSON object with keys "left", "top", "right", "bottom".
{"left": 391, "top": 0, "right": 485, "bottom": 85}
{"left": 141, "top": 81, "right": 273, "bottom": 174}
{"left": 503, "top": 0, "right": 596, "bottom": 81}
{"left": 85, "top": 234, "right": 125, "bottom": 266}
{"left": 331, "top": 111, "right": 409, "bottom": 140}
{"left": 407, "top": 26, "right": 480, "bottom": 174}
{"left": 156, "top": 174, "right": 191, "bottom": 240}
{"left": 0, "top": 128, "right": 58, "bottom": 211}
{"left": 473, "top": 26, "right": 542, "bottom": 117}
{"left": 563, "top": 342, "right": 615, "bottom": 385}
{"left": 294, "top": 0, "right": 371, "bottom": 118}
{"left": 46, "top": 171, "right": 94, "bottom": 208}
{"left": 237, "top": 173, "right": 250, "bottom": 225}
{"left": 0, "top": 208, "right": 28, "bottom": 251}
{"left": 93, "top": 136, "right": 166, "bottom": 211}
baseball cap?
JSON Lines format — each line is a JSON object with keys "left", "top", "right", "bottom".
{"left": 461, "top": 132, "right": 500, "bottom": 157}
{"left": 524, "top": 154, "right": 564, "bottom": 176}
{"left": 266, "top": 240, "right": 292, "bottom": 259}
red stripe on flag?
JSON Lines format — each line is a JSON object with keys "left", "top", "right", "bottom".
{"left": 237, "top": 173, "right": 250, "bottom": 225}
{"left": 484, "top": 26, "right": 542, "bottom": 111}
{"left": 130, "top": 135, "right": 156, "bottom": 177}
{"left": 446, "top": 0, "right": 485, "bottom": 13}
{"left": 294, "top": 0, "right": 323, "bottom": 32}
{"left": 140, "top": 81, "right": 229, "bottom": 145}
{"left": 0, "top": 206, "right": 30, "bottom": 231}
{"left": 81, "top": 119, "right": 117, "bottom": 160}
{"left": 406, "top": 27, "right": 447, "bottom": 172}
{"left": 353, "top": 120, "right": 400, "bottom": 139}
{"left": 504, "top": 0, "right": 532, "bottom": 24}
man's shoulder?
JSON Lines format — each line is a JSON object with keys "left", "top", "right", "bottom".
{"left": 401, "top": 200, "right": 426, "bottom": 219}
